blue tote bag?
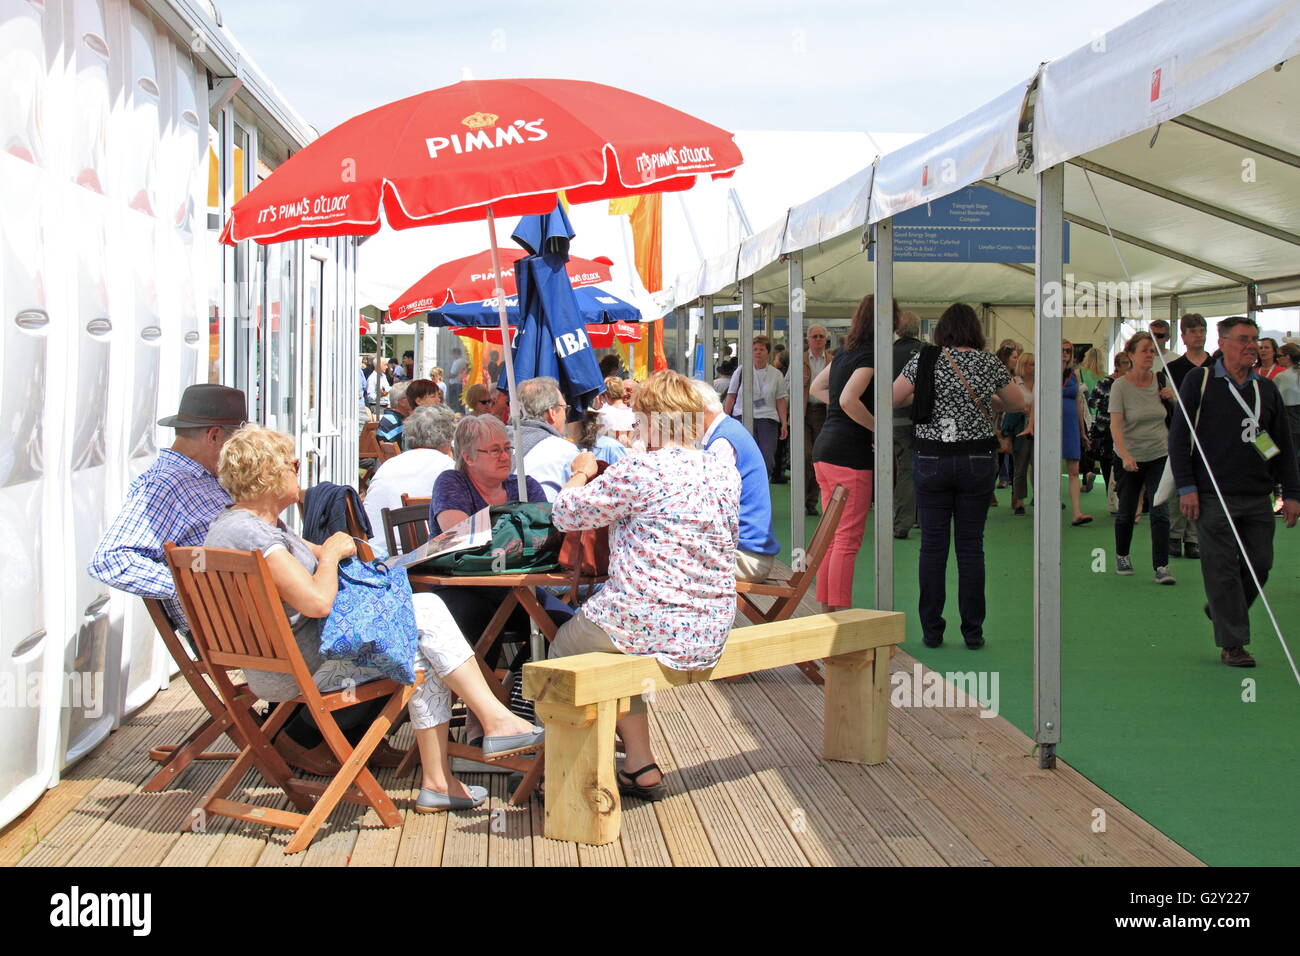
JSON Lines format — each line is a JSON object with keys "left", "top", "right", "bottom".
{"left": 320, "top": 556, "right": 419, "bottom": 685}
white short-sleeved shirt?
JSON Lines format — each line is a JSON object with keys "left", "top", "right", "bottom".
{"left": 726, "top": 364, "right": 789, "bottom": 422}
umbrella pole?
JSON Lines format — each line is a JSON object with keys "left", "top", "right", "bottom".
{"left": 486, "top": 208, "right": 528, "bottom": 501}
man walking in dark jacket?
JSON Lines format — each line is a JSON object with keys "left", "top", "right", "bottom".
{"left": 1169, "top": 316, "right": 1300, "bottom": 667}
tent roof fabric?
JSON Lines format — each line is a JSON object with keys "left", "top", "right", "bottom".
{"left": 665, "top": 0, "right": 1300, "bottom": 320}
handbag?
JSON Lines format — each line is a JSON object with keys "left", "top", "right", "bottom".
{"left": 422, "top": 502, "right": 563, "bottom": 575}
{"left": 1154, "top": 366, "right": 1210, "bottom": 506}
{"left": 320, "top": 555, "right": 419, "bottom": 684}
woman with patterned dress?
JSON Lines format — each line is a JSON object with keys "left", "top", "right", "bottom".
{"left": 549, "top": 371, "right": 741, "bottom": 800}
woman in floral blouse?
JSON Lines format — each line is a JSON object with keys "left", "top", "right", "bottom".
{"left": 549, "top": 370, "right": 741, "bottom": 800}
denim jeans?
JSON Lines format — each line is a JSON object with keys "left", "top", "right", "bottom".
{"left": 914, "top": 450, "right": 997, "bottom": 645}
{"left": 1113, "top": 457, "right": 1169, "bottom": 569}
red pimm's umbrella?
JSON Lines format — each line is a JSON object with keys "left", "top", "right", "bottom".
{"left": 220, "top": 78, "right": 741, "bottom": 245}
{"left": 388, "top": 248, "right": 614, "bottom": 322}
{"left": 221, "top": 77, "right": 741, "bottom": 497}
{"left": 453, "top": 320, "right": 643, "bottom": 348}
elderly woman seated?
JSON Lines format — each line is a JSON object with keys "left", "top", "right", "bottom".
{"left": 427, "top": 415, "right": 571, "bottom": 680}
{"left": 203, "top": 425, "right": 542, "bottom": 812}
{"left": 549, "top": 371, "right": 741, "bottom": 800}
{"left": 363, "top": 404, "right": 456, "bottom": 547}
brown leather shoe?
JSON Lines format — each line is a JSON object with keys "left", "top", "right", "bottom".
{"left": 1221, "top": 646, "right": 1256, "bottom": 668}
{"left": 275, "top": 734, "right": 342, "bottom": 776}
{"left": 368, "top": 739, "right": 406, "bottom": 769}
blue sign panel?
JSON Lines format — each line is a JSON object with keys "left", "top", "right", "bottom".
{"left": 869, "top": 185, "right": 1069, "bottom": 263}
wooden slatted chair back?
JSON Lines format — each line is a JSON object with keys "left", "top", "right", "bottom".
{"left": 165, "top": 544, "right": 307, "bottom": 682}
{"left": 787, "top": 484, "right": 849, "bottom": 602}
{"left": 378, "top": 441, "right": 400, "bottom": 462}
{"left": 400, "top": 494, "right": 431, "bottom": 509}
{"left": 358, "top": 421, "right": 381, "bottom": 457}
{"left": 382, "top": 504, "right": 431, "bottom": 556}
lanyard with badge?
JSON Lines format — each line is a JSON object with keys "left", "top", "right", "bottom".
{"left": 1225, "top": 377, "right": 1280, "bottom": 460}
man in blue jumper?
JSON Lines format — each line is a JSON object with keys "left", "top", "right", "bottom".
{"left": 693, "top": 379, "right": 780, "bottom": 581}
{"left": 1169, "top": 316, "right": 1300, "bottom": 667}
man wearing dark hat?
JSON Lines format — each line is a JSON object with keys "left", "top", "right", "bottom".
{"left": 89, "top": 384, "right": 246, "bottom": 629}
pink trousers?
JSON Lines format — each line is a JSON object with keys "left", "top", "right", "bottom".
{"left": 813, "top": 462, "right": 874, "bottom": 608}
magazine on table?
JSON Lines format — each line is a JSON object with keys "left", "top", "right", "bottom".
{"left": 388, "top": 505, "right": 492, "bottom": 571}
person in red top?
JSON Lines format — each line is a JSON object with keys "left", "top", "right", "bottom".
{"left": 1256, "top": 337, "right": 1283, "bottom": 379}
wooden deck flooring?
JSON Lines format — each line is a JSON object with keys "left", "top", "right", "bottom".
{"left": 2, "top": 639, "right": 1202, "bottom": 867}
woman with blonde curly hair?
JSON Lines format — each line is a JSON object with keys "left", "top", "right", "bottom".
{"left": 547, "top": 371, "right": 740, "bottom": 800}
{"left": 204, "top": 425, "right": 542, "bottom": 812}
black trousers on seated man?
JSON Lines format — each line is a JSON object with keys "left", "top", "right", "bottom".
{"left": 1197, "top": 494, "right": 1274, "bottom": 648}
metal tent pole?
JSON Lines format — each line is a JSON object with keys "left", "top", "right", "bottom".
{"left": 701, "top": 295, "right": 714, "bottom": 384}
{"left": 1034, "top": 164, "right": 1065, "bottom": 770}
{"left": 873, "top": 220, "right": 895, "bottom": 612}
{"left": 486, "top": 208, "right": 527, "bottom": 501}
{"left": 740, "top": 276, "right": 755, "bottom": 432}
{"left": 788, "top": 251, "right": 806, "bottom": 550}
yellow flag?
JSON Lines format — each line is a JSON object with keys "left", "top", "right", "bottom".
{"left": 608, "top": 196, "right": 640, "bottom": 216}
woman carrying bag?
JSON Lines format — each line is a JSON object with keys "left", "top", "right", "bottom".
{"left": 1110, "top": 332, "right": 1177, "bottom": 584}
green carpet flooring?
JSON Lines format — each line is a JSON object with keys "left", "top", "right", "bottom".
{"left": 769, "top": 476, "right": 1300, "bottom": 866}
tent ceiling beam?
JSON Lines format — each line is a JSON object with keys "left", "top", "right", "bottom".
{"left": 1067, "top": 158, "right": 1300, "bottom": 247}
{"left": 979, "top": 180, "right": 1254, "bottom": 286}
{"left": 1170, "top": 115, "right": 1300, "bottom": 171}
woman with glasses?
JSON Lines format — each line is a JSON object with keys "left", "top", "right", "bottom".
{"left": 426, "top": 415, "right": 569, "bottom": 712}
{"left": 1110, "top": 332, "right": 1176, "bottom": 584}
{"left": 203, "top": 425, "right": 542, "bottom": 812}
{"left": 461, "top": 383, "right": 495, "bottom": 415}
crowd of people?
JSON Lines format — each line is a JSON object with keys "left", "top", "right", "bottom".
{"left": 85, "top": 308, "right": 1300, "bottom": 823}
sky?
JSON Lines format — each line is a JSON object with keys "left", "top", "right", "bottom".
{"left": 218, "top": 0, "right": 1164, "bottom": 137}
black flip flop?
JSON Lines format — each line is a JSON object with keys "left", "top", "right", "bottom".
{"left": 617, "top": 763, "right": 666, "bottom": 801}
{"left": 1071, "top": 515, "right": 1093, "bottom": 526}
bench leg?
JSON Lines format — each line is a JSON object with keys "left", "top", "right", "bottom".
{"left": 823, "top": 647, "right": 891, "bottom": 765}
{"left": 534, "top": 699, "right": 620, "bottom": 845}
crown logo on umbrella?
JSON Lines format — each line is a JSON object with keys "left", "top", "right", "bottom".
{"left": 462, "top": 112, "right": 499, "bottom": 129}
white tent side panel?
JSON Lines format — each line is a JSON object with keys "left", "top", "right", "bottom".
{"left": 869, "top": 80, "right": 1031, "bottom": 224}
{"left": 1035, "top": 0, "right": 1300, "bottom": 173}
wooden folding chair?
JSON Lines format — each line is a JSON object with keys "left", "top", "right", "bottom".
{"left": 381, "top": 504, "right": 431, "bottom": 556}
{"left": 165, "top": 542, "right": 416, "bottom": 854}
{"left": 141, "top": 598, "right": 259, "bottom": 792}
{"left": 735, "top": 483, "right": 850, "bottom": 684}
{"left": 378, "top": 441, "right": 400, "bottom": 462}
{"left": 400, "top": 494, "right": 431, "bottom": 509}
{"left": 359, "top": 422, "right": 381, "bottom": 491}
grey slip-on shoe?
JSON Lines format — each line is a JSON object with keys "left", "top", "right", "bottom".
{"left": 415, "top": 785, "right": 489, "bottom": 813}
{"left": 481, "top": 725, "right": 545, "bottom": 759}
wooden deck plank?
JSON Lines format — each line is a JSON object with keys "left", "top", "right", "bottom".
{"left": 67, "top": 760, "right": 224, "bottom": 867}
{"left": 0, "top": 682, "right": 202, "bottom": 866}
{"left": 439, "top": 772, "right": 491, "bottom": 867}
{"left": 932, "top": 704, "right": 1199, "bottom": 867}
{"left": 393, "top": 795, "right": 448, "bottom": 867}
{"left": 17, "top": 695, "right": 209, "bottom": 867}
{"left": 656, "top": 686, "right": 805, "bottom": 867}
{"left": 529, "top": 793, "right": 580, "bottom": 867}
{"left": 348, "top": 764, "right": 414, "bottom": 868}
{"left": 577, "top": 836, "right": 626, "bottom": 866}
{"left": 764, "top": 661, "right": 1045, "bottom": 866}
{"left": 642, "top": 711, "right": 718, "bottom": 867}
{"left": 767, "top": 667, "right": 983, "bottom": 867}
{"left": 705, "top": 680, "right": 903, "bottom": 867}
{"left": 487, "top": 774, "right": 533, "bottom": 868}
{"left": 673, "top": 685, "right": 809, "bottom": 866}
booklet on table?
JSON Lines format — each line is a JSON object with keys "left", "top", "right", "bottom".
{"left": 388, "top": 506, "right": 492, "bottom": 571}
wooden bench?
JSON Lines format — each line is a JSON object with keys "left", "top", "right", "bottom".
{"left": 522, "top": 608, "right": 904, "bottom": 845}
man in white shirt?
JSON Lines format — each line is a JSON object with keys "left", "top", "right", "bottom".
{"left": 724, "top": 335, "right": 789, "bottom": 476}
{"left": 518, "top": 377, "right": 579, "bottom": 501}
{"left": 367, "top": 355, "right": 392, "bottom": 407}
{"left": 363, "top": 405, "right": 457, "bottom": 549}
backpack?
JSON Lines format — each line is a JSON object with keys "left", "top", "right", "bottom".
{"left": 422, "top": 503, "right": 563, "bottom": 575}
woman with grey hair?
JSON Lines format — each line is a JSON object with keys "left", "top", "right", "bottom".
{"left": 426, "top": 416, "right": 565, "bottom": 704}
{"left": 362, "top": 405, "right": 457, "bottom": 547}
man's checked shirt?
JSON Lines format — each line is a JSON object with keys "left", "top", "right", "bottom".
{"left": 89, "top": 449, "right": 232, "bottom": 628}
